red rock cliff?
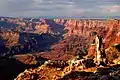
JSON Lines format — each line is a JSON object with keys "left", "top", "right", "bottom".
{"left": 53, "top": 19, "right": 120, "bottom": 47}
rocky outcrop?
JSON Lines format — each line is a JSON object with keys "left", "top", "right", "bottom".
{"left": 16, "top": 65, "right": 63, "bottom": 80}
{"left": 34, "top": 23, "right": 53, "bottom": 34}
{"left": 16, "top": 57, "right": 120, "bottom": 80}
{"left": 0, "top": 30, "right": 19, "bottom": 47}
{"left": 105, "top": 44, "right": 120, "bottom": 64}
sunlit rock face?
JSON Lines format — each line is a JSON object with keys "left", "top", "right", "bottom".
{"left": 34, "top": 23, "right": 50, "bottom": 34}
{"left": 105, "top": 44, "right": 120, "bottom": 64}
{"left": 54, "top": 19, "right": 120, "bottom": 47}
{"left": 63, "top": 19, "right": 107, "bottom": 37}
{"left": 103, "top": 19, "right": 120, "bottom": 48}
{"left": 51, "top": 19, "right": 120, "bottom": 60}
{"left": 0, "top": 31, "right": 19, "bottom": 47}
{"left": 56, "top": 19, "right": 119, "bottom": 38}
{"left": 87, "top": 44, "right": 96, "bottom": 57}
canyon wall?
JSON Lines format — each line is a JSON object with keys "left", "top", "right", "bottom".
{"left": 53, "top": 19, "right": 120, "bottom": 47}
{"left": 39, "top": 19, "right": 120, "bottom": 60}
{"left": 0, "top": 17, "right": 120, "bottom": 58}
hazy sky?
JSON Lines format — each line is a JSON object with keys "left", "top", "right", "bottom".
{"left": 0, "top": 0, "right": 120, "bottom": 17}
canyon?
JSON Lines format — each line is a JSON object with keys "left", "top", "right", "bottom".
{"left": 0, "top": 17, "right": 120, "bottom": 80}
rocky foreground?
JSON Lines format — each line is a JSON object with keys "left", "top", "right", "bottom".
{"left": 15, "top": 43, "right": 120, "bottom": 80}
{"left": 15, "top": 55, "right": 120, "bottom": 80}
{"left": 16, "top": 64, "right": 120, "bottom": 80}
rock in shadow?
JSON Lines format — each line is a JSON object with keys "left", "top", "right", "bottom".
{"left": 0, "top": 21, "right": 18, "bottom": 29}
{"left": 60, "top": 71, "right": 93, "bottom": 80}
{"left": 0, "top": 56, "right": 45, "bottom": 80}
{"left": 115, "top": 44, "right": 120, "bottom": 52}
{"left": 45, "top": 19, "right": 66, "bottom": 34}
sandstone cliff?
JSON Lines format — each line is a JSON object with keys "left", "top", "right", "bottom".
{"left": 41, "top": 19, "right": 120, "bottom": 60}
{"left": 54, "top": 19, "right": 120, "bottom": 46}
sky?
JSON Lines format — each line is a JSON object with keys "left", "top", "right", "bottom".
{"left": 0, "top": 0, "right": 120, "bottom": 18}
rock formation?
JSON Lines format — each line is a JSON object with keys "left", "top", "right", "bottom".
{"left": 15, "top": 57, "right": 120, "bottom": 80}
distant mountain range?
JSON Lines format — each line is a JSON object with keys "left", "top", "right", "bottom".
{"left": 39, "top": 16, "right": 120, "bottom": 19}
{"left": 0, "top": 16, "right": 120, "bottom": 19}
